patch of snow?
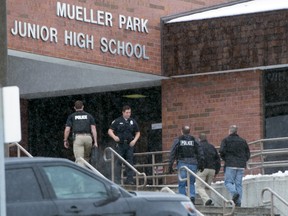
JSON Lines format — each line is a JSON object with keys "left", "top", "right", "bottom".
{"left": 212, "top": 170, "right": 288, "bottom": 185}
{"left": 168, "top": 0, "right": 288, "bottom": 23}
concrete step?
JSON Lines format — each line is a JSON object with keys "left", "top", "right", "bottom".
{"left": 195, "top": 206, "right": 275, "bottom": 216}
{"left": 122, "top": 184, "right": 280, "bottom": 216}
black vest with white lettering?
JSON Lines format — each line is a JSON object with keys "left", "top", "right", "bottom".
{"left": 177, "top": 135, "right": 197, "bottom": 159}
{"left": 71, "top": 111, "right": 91, "bottom": 134}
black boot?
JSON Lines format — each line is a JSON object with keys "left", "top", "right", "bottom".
{"left": 190, "top": 197, "right": 195, "bottom": 204}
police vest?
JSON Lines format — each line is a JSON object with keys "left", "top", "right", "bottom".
{"left": 72, "top": 112, "right": 91, "bottom": 133}
{"left": 177, "top": 135, "right": 197, "bottom": 159}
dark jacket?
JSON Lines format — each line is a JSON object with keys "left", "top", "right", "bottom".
{"left": 169, "top": 135, "right": 204, "bottom": 169}
{"left": 219, "top": 133, "right": 250, "bottom": 168}
{"left": 200, "top": 139, "right": 221, "bottom": 174}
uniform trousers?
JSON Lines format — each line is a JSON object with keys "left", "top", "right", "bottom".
{"left": 73, "top": 134, "right": 92, "bottom": 167}
{"left": 115, "top": 143, "right": 134, "bottom": 183}
{"left": 196, "top": 168, "right": 215, "bottom": 204}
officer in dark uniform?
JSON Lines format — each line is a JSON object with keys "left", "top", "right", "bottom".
{"left": 64, "top": 100, "right": 98, "bottom": 167}
{"left": 108, "top": 105, "right": 140, "bottom": 185}
{"left": 168, "top": 125, "right": 204, "bottom": 204}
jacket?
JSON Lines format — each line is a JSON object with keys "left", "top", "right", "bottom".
{"left": 200, "top": 139, "right": 221, "bottom": 174}
{"left": 219, "top": 133, "right": 250, "bottom": 168}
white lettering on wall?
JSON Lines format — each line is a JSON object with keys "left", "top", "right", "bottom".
{"left": 56, "top": 1, "right": 113, "bottom": 27}
{"left": 100, "top": 37, "right": 149, "bottom": 59}
{"left": 11, "top": 20, "right": 58, "bottom": 43}
{"left": 10, "top": 2, "right": 151, "bottom": 60}
{"left": 119, "top": 15, "right": 148, "bottom": 33}
{"left": 65, "top": 30, "right": 94, "bottom": 49}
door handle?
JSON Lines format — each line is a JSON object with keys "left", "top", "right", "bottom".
{"left": 65, "top": 205, "right": 83, "bottom": 214}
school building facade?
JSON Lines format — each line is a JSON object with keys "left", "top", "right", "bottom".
{"left": 6, "top": 0, "right": 288, "bottom": 173}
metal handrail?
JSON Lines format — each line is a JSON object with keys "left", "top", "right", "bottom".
{"left": 8, "top": 142, "right": 33, "bottom": 158}
{"left": 251, "top": 148, "right": 288, "bottom": 157}
{"left": 8, "top": 143, "right": 107, "bottom": 179}
{"left": 246, "top": 137, "right": 288, "bottom": 174}
{"left": 131, "top": 137, "right": 288, "bottom": 185}
{"left": 103, "top": 147, "right": 147, "bottom": 190}
{"left": 134, "top": 150, "right": 170, "bottom": 185}
{"left": 78, "top": 157, "right": 106, "bottom": 178}
{"left": 179, "top": 166, "right": 235, "bottom": 216}
{"left": 261, "top": 187, "right": 288, "bottom": 216}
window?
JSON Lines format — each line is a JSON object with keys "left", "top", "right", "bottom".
{"left": 43, "top": 166, "right": 108, "bottom": 199}
{"left": 6, "top": 168, "right": 43, "bottom": 202}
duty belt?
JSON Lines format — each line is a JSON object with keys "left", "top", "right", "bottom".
{"left": 119, "top": 140, "right": 129, "bottom": 144}
{"left": 75, "top": 133, "right": 91, "bottom": 136}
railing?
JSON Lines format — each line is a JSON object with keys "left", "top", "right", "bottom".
{"left": 133, "top": 150, "right": 172, "bottom": 185}
{"left": 261, "top": 187, "right": 288, "bottom": 216}
{"left": 8, "top": 142, "right": 107, "bottom": 178}
{"left": 8, "top": 142, "right": 33, "bottom": 157}
{"left": 78, "top": 157, "right": 106, "bottom": 178}
{"left": 103, "top": 147, "right": 147, "bottom": 190}
{"left": 247, "top": 137, "right": 288, "bottom": 174}
{"left": 179, "top": 166, "right": 235, "bottom": 216}
{"left": 131, "top": 137, "right": 288, "bottom": 186}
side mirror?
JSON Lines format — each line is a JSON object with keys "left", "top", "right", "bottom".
{"left": 109, "top": 185, "right": 121, "bottom": 201}
{"left": 94, "top": 185, "right": 121, "bottom": 207}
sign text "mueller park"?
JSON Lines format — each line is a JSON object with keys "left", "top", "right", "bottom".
{"left": 10, "top": 1, "right": 150, "bottom": 60}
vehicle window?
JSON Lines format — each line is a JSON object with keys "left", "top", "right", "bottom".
{"left": 43, "top": 166, "right": 108, "bottom": 199}
{"left": 6, "top": 168, "right": 43, "bottom": 202}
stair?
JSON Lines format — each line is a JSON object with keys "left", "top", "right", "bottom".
{"left": 122, "top": 184, "right": 278, "bottom": 216}
{"left": 193, "top": 193, "right": 274, "bottom": 216}
{"left": 195, "top": 206, "right": 273, "bottom": 216}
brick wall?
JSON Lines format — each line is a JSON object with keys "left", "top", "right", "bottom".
{"left": 162, "top": 70, "right": 264, "bottom": 151}
{"left": 7, "top": 0, "right": 232, "bottom": 76}
{"left": 163, "top": 10, "right": 288, "bottom": 76}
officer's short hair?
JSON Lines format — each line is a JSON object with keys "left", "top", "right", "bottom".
{"left": 229, "top": 125, "right": 238, "bottom": 134}
{"left": 182, "top": 126, "right": 190, "bottom": 135}
{"left": 122, "top": 105, "right": 131, "bottom": 112}
{"left": 74, "top": 100, "right": 84, "bottom": 109}
{"left": 199, "top": 133, "right": 207, "bottom": 141}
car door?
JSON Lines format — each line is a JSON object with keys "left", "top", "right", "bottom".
{"left": 5, "top": 166, "right": 58, "bottom": 216}
{"left": 41, "top": 164, "right": 134, "bottom": 216}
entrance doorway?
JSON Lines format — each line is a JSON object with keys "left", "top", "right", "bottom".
{"left": 27, "top": 86, "right": 162, "bottom": 174}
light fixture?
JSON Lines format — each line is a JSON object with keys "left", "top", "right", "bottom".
{"left": 122, "top": 94, "right": 147, "bottom": 99}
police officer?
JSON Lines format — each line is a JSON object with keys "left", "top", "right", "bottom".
{"left": 64, "top": 100, "right": 98, "bottom": 167}
{"left": 108, "top": 105, "right": 140, "bottom": 185}
{"left": 168, "top": 125, "right": 204, "bottom": 204}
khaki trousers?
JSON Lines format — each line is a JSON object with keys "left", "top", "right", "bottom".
{"left": 196, "top": 168, "right": 215, "bottom": 204}
{"left": 73, "top": 134, "right": 92, "bottom": 167}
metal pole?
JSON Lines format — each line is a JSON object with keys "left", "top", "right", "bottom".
{"left": 0, "top": 0, "right": 8, "bottom": 215}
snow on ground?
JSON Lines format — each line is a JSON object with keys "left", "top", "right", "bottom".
{"left": 213, "top": 170, "right": 288, "bottom": 184}
{"left": 244, "top": 170, "right": 288, "bottom": 180}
